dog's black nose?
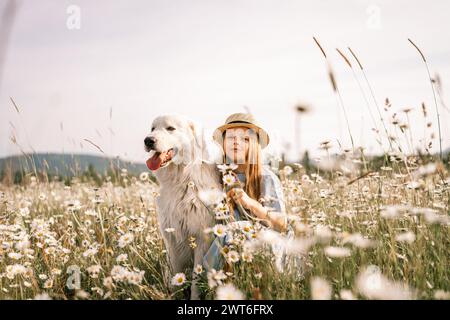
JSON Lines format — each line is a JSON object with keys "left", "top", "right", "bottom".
{"left": 144, "top": 137, "right": 156, "bottom": 148}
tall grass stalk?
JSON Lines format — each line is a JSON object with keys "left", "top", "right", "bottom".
{"left": 408, "top": 38, "right": 442, "bottom": 160}
{"left": 313, "top": 37, "right": 355, "bottom": 152}
{"left": 347, "top": 47, "right": 394, "bottom": 152}
{"left": 336, "top": 48, "right": 385, "bottom": 153}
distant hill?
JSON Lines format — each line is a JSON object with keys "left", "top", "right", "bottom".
{"left": 0, "top": 153, "right": 149, "bottom": 177}
{"left": 1, "top": 148, "right": 448, "bottom": 180}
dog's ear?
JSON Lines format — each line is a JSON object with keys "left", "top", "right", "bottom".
{"left": 188, "top": 121, "right": 203, "bottom": 150}
{"left": 188, "top": 120, "right": 209, "bottom": 163}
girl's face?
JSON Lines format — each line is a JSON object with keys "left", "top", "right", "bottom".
{"left": 223, "top": 126, "right": 253, "bottom": 164}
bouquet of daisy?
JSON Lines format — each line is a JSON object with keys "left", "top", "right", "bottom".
{"left": 194, "top": 164, "right": 239, "bottom": 223}
{"left": 217, "top": 164, "right": 288, "bottom": 232}
{"left": 196, "top": 163, "right": 253, "bottom": 221}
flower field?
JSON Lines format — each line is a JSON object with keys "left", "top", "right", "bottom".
{"left": 0, "top": 157, "right": 448, "bottom": 300}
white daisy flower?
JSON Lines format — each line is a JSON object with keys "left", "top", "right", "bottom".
{"left": 34, "top": 293, "right": 52, "bottom": 300}
{"left": 103, "top": 276, "right": 114, "bottom": 289}
{"left": 241, "top": 251, "right": 253, "bottom": 263}
{"left": 222, "top": 174, "right": 237, "bottom": 186}
{"left": 116, "top": 254, "right": 128, "bottom": 263}
{"left": 324, "top": 246, "right": 351, "bottom": 258}
{"left": 340, "top": 289, "right": 356, "bottom": 300}
{"left": 194, "top": 264, "right": 203, "bottom": 275}
{"left": 434, "top": 290, "right": 450, "bottom": 300}
{"left": 118, "top": 233, "right": 134, "bottom": 248}
{"left": 86, "top": 265, "right": 102, "bottom": 278}
{"left": 8, "top": 252, "right": 22, "bottom": 260}
{"left": 171, "top": 273, "right": 186, "bottom": 286}
{"left": 226, "top": 250, "right": 240, "bottom": 264}
{"left": 213, "top": 224, "right": 227, "bottom": 238}
{"left": 215, "top": 283, "right": 245, "bottom": 300}
{"left": 139, "top": 172, "right": 149, "bottom": 181}
{"left": 356, "top": 265, "right": 415, "bottom": 300}
{"left": 283, "top": 165, "right": 293, "bottom": 176}
{"left": 43, "top": 279, "right": 53, "bottom": 289}
{"left": 310, "top": 277, "right": 332, "bottom": 300}
{"left": 217, "top": 164, "right": 238, "bottom": 173}
{"left": 207, "top": 269, "right": 227, "bottom": 288}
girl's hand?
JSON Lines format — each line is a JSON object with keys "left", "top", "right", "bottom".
{"left": 227, "top": 188, "right": 287, "bottom": 232}
{"left": 227, "top": 188, "right": 253, "bottom": 210}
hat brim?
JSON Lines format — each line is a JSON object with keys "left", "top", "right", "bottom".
{"left": 213, "top": 123, "right": 270, "bottom": 149}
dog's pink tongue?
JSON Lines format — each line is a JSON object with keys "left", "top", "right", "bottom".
{"left": 146, "top": 152, "right": 164, "bottom": 171}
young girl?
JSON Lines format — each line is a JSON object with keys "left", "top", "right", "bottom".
{"left": 203, "top": 113, "right": 288, "bottom": 271}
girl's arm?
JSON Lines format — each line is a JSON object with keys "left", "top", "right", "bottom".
{"left": 228, "top": 188, "right": 287, "bottom": 232}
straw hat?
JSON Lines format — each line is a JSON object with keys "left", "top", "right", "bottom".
{"left": 213, "top": 113, "right": 270, "bottom": 149}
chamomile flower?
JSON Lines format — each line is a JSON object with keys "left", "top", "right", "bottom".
{"left": 118, "top": 233, "right": 134, "bottom": 248}
{"left": 116, "top": 254, "right": 128, "bottom": 263}
{"left": 283, "top": 165, "right": 293, "bottom": 176}
{"left": 222, "top": 174, "right": 237, "bottom": 186}
{"left": 217, "top": 164, "right": 238, "bottom": 173}
{"left": 434, "top": 290, "right": 450, "bottom": 300}
{"left": 139, "top": 172, "right": 149, "bottom": 181}
{"left": 194, "top": 264, "right": 203, "bottom": 275}
{"left": 356, "top": 265, "right": 415, "bottom": 300}
{"left": 226, "top": 250, "right": 240, "bottom": 264}
{"left": 86, "top": 265, "right": 102, "bottom": 278}
{"left": 103, "top": 276, "right": 114, "bottom": 289}
{"left": 8, "top": 252, "right": 22, "bottom": 260}
{"left": 241, "top": 251, "right": 253, "bottom": 263}
{"left": 43, "top": 279, "right": 54, "bottom": 289}
{"left": 171, "top": 273, "right": 186, "bottom": 286}
{"left": 324, "top": 246, "right": 351, "bottom": 258}
{"left": 215, "top": 283, "right": 245, "bottom": 300}
{"left": 34, "top": 293, "right": 52, "bottom": 300}
{"left": 340, "top": 289, "right": 356, "bottom": 300}
{"left": 207, "top": 269, "right": 227, "bottom": 288}
{"left": 213, "top": 224, "right": 226, "bottom": 238}
{"left": 310, "top": 277, "right": 332, "bottom": 300}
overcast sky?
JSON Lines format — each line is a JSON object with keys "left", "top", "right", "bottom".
{"left": 1, "top": 0, "right": 449, "bottom": 163}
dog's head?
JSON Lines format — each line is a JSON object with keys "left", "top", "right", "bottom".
{"left": 144, "top": 114, "right": 208, "bottom": 171}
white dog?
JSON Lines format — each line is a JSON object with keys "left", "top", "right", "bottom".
{"left": 144, "top": 114, "right": 221, "bottom": 299}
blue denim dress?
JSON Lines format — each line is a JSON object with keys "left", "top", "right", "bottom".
{"left": 202, "top": 165, "right": 286, "bottom": 271}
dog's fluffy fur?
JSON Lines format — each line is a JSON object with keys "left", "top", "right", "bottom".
{"left": 144, "top": 114, "right": 221, "bottom": 299}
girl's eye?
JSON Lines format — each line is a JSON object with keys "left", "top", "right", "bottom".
{"left": 244, "top": 137, "right": 250, "bottom": 142}
{"left": 167, "top": 126, "right": 176, "bottom": 131}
